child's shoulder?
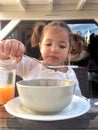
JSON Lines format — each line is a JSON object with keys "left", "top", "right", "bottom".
{"left": 66, "top": 67, "right": 77, "bottom": 76}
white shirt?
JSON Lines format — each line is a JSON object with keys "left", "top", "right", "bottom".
{"left": 16, "top": 55, "right": 82, "bottom": 96}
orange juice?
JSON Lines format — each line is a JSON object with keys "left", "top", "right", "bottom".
{"left": 0, "top": 84, "right": 15, "bottom": 105}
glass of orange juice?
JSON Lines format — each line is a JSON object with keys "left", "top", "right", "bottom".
{"left": 0, "top": 60, "right": 16, "bottom": 106}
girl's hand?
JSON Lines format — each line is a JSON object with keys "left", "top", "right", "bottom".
{"left": 0, "top": 39, "right": 25, "bottom": 62}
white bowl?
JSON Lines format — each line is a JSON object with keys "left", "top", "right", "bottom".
{"left": 16, "top": 79, "right": 75, "bottom": 114}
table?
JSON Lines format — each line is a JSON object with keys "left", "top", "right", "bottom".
{"left": 0, "top": 99, "right": 98, "bottom": 130}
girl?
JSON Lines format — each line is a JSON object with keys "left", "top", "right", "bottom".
{"left": 0, "top": 20, "right": 82, "bottom": 96}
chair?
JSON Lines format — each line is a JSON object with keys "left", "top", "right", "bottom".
{"left": 15, "top": 75, "right": 22, "bottom": 97}
{"left": 88, "top": 69, "right": 98, "bottom": 98}
{"left": 73, "top": 67, "right": 90, "bottom": 98}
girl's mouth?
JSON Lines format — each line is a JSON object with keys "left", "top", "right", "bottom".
{"left": 49, "top": 56, "right": 58, "bottom": 60}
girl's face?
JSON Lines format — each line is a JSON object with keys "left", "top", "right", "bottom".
{"left": 39, "top": 26, "right": 71, "bottom": 66}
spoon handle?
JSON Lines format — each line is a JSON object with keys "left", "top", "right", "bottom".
{"left": 23, "top": 55, "right": 78, "bottom": 69}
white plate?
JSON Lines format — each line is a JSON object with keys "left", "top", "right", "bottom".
{"left": 5, "top": 95, "right": 90, "bottom": 121}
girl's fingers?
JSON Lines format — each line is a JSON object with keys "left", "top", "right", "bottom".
{"left": 11, "top": 56, "right": 22, "bottom": 63}
{"left": 0, "top": 39, "right": 25, "bottom": 58}
{"left": 0, "top": 40, "right": 10, "bottom": 59}
{"left": 15, "top": 43, "right": 25, "bottom": 57}
{"left": 4, "top": 40, "right": 12, "bottom": 56}
{"left": 10, "top": 40, "right": 21, "bottom": 57}
{"left": 0, "top": 41, "right": 4, "bottom": 53}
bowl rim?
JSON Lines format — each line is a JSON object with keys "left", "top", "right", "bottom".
{"left": 16, "top": 79, "right": 75, "bottom": 88}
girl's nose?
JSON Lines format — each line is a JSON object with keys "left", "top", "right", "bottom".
{"left": 51, "top": 44, "right": 59, "bottom": 52}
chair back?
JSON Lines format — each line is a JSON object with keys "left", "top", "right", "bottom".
{"left": 73, "top": 67, "right": 90, "bottom": 98}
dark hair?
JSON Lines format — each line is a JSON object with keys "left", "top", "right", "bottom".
{"left": 31, "top": 20, "right": 73, "bottom": 47}
{"left": 31, "top": 21, "right": 46, "bottom": 47}
{"left": 71, "top": 33, "right": 86, "bottom": 55}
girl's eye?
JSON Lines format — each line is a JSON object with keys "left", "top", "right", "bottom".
{"left": 44, "top": 43, "right": 52, "bottom": 46}
{"left": 59, "top": 45, "right": 66, "bottom": 49}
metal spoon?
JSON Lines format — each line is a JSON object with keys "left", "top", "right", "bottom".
{"left": 31, "top": 57, "right": 78, "bottom": 69}
{"left": 24, "top": 55, "right": 78, "bottom": 69}
{"left": 49, "top": 65, "right": 79, "bottom": 69}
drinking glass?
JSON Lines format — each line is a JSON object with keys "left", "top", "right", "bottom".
{"left": 0, "top": 62, "right": 16, "bottom": 106}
